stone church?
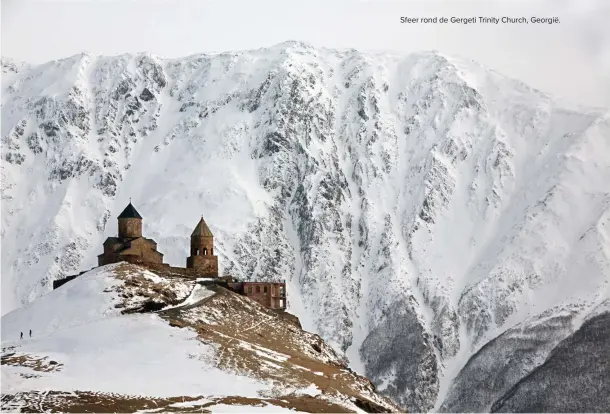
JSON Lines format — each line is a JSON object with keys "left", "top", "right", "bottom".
{"left": 80, "top": 202, "right": 285, "bottom": 310}
{"left": 98, "top": 202, "right": 219, "bottom": 277}
{"left": 97, "top": 203, "right": 163, "bottom": 266}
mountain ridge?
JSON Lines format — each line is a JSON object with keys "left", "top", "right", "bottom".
{"left": 2, "top": 42, "right": 609, "bottom": 411}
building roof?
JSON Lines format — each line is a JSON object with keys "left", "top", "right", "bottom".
{"left": 192, "top": 216, "right": 214, "bottom": 237}
{"left": 118, "top": 202, "right": 143, "bottom": 219}
{"left": 143, "top": 237, "right": 158, "bottom": 246}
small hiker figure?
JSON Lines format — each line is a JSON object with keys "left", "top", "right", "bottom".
{"left": 20, "top": 332, "right": 23, "bottom": 340}
{"left": 29, "top": 329, "right": 32, "bottom": 338}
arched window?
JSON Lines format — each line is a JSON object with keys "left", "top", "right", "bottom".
{"left": 203, "top": 248, "right": 207, "bottom": 256}
{"left": 256, "top": 286, "right": 261, "bottom": 293}
{"left": 195, "top": 248, "right": 199, "bottom": 255}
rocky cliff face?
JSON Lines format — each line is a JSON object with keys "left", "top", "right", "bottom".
{"left": 2, "top": 42, "right": 609, "bottom": 411}
{"left": 489, "top": 307, "right": 610, "bottom": 413}
{"left": 439, "top": 300, "right": 610, "bottom": 412}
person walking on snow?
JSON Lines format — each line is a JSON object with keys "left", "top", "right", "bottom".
{"left": 20, "top": 332, "right": 23, "bottom": 340}
{"left": 29, "top": 329, "right": 32, "bottom": 338}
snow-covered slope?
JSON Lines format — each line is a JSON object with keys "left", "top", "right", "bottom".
{"left": 2, "top": 263, "right": 399, "bottom": 412}
{"left": 2, "top": 42, "right": 609, "bottom": 411}
{"left": 439, "top": 300, "right": 610, "bottom": 412}
{"left": 489, "top": 305, "right": 610, "bottom": 413}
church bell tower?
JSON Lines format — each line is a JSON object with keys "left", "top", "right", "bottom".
{"left": 186, "top": 216, "right": 218, "bottom": 277}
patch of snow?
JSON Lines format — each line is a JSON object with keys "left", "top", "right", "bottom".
{"left": 196, "top": 277, "right": 218, "bottom": 283}
{"left": 138, "top": 269, "right": 166, "bottom": 284}
{"left": 1, "top": 264, "right": 124, "bottom": 341}
{"left": 166, "top": 397, "right": 213, "bottom": 408}
{"left": 1, "top": 313, "right": 272, "bottom": 398}
{"left": 237, "top": 342, "right": 290, "bottom": 363}
{"left": 162, "top": 284, "right": 216, "bottom": 310}
{"left": 295, "top": 384, "right": 321, "bottom": 397}
{"left": 206, "top": 403, "right": 299, "bottom": 413}
{"left": 252, "top": 349, "right": 290, "bottom": 363}
{"left": 260, "top": 360, "right": 284, "bottom": 370}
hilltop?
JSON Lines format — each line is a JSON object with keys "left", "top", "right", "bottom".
{"left": 1, "top": 262, "right": 400, "bottom": 413}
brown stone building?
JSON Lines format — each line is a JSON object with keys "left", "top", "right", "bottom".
{"left": 98, "top": 203, "right": 165, "bottom": 266}
{"left": 229, "top": 281, "right": 286, "bottom": 310}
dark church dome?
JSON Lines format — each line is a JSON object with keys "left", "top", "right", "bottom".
{"left": 117, "top": 202, "right": 143, "bottom": 219}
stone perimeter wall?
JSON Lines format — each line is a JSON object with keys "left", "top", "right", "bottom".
{"left": 53, "top": 260, "right": 287, "bottom": 310}
{"left": 127, "top": 259, "right": 218, "bottom": 279}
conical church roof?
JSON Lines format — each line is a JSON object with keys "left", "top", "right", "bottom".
{"left": 117, "top": 202, "right": 143, "bottom": 219}
{"left": 191, "top": 216, "right": 213, "bottom": 237}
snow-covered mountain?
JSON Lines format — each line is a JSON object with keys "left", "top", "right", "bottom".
{"left": 2, "top": 41, "right": 609, "bottom": 411}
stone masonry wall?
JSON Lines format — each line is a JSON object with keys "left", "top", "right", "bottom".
{"left": 242, "top": 282, "right": 271, "bottom": 308}
{"left": 99, "top": 239, "right": 163, "bottom": 266}
{"left": 128, "top": 259, "right": 214, "bottom": 279}
{"left": 186, "top": 255, "right": 218, "bottom": 277}
{"left": 118, "top": 218, "right": 142, "bottom": 238}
